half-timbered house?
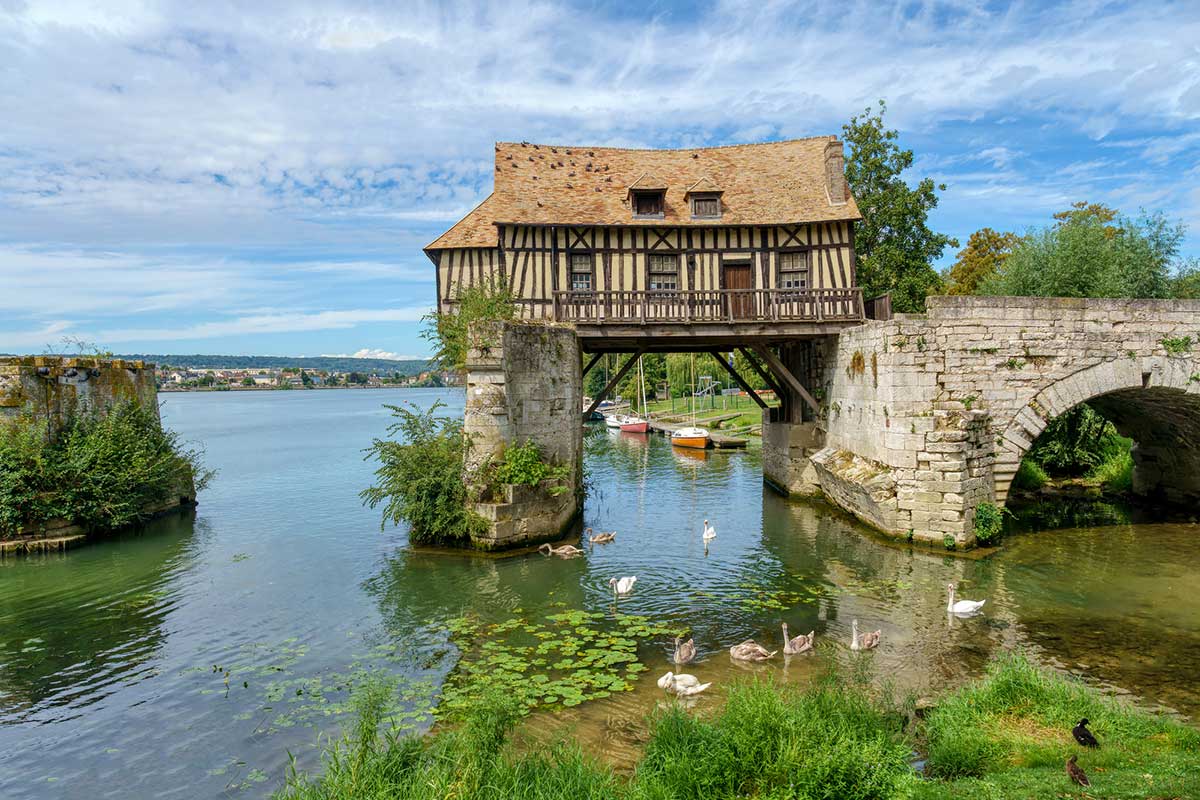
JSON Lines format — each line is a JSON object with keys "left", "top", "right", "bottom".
{"left": 425, "top": 136, "right": 865, "bottom": 354}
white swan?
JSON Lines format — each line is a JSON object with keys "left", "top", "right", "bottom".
{"left": 609, "top": 576, "right": 637, "bottom": 596}
{"left": 673, "top": 636, "right": 696, "bottom": 664}
{"left": 702, "top": 519, "right": 716, "bottom": 543}
{"left": 657, "top": 671, "right": 711, "bottom": 696}
{"left": 850, "top": 619, "right": 881, "bottom": 651}
{"left": 781, "top": 623, "right": 814, "bottom": 655}
{"left": 947, "top": 582, "right": 987, "bottom": 615}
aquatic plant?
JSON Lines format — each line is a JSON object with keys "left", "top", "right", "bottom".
{"left": 0, "top": 402, "right": 209, "bottom": 537}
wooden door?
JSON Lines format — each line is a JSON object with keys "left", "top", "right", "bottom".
{"left": 722, "top": 261, "right": 753, "bottom": 318}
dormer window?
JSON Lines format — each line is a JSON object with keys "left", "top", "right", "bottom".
{"left": 632, "top": 190, "right": 665, "bottom": 218}
{"left": 690, "top": 193, "right": 720, "bottom": 218}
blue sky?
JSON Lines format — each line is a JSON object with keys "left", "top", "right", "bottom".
{"left": 1, "top": 0, "right": 1198, "bottom": 358}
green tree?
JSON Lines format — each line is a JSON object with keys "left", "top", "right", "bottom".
{"left": 843, "top": 100, "right": 958, "bottom": 312}
{"left": 943, "top": 228, "right": 1019, "bottom": 295}
{"left": 240, "top": 376, "right": 255, "bottom": 387}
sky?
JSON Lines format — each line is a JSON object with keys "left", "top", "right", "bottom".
{"left": 1, "top": 0, "right": 1198, "bottom": 359}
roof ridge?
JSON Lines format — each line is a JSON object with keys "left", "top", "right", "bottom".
{"left": 493, "top": 136, "right": 837, "bottom": 154}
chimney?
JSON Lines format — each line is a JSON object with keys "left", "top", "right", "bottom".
{"left": 824, "top": 138, "right": 847, "bottom": 205}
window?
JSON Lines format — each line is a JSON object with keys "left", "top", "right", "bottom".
{"left": 648, "top": 253, "right": 678, "bottom": 290}
{"left": 690, "top": 194, "right": 720, "bottom": 218}
{"left": 632, "top": 190, "right": 665, "bottom": 217}
{"left": 569, "top": 252, "right": 593, "bottom": 291}
{"left": 779, "top": 251, "right": 809, "bottom": 289}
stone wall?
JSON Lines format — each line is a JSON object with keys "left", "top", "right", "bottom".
{"left": 463, "top": 321, "right": 583, "bottom": 549}
{"left": 1, "top": 356, "right": 158, "bottom": 433}
{"left": 771, "top": 296, "right": 1200, "bottom": 547}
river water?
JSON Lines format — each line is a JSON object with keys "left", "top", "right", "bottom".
{"left": 1, "top": 388, "right": 1197, "bottom": 797}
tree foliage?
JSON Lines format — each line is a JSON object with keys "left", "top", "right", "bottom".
{"left": 360, "top": 401, "right": 485, "bottom": 546}
{"left": 843, "top": 100, "right": 958, "bottom": 312}
{"left": 943, "top": 228, "right": 1019, "bottom": 296}
{"left": 423, "top": 279, "right": 517, "bottom": 373}
{"left": 981, "top": 206, "right": 1191, "bottom": 299}
{"left": 0, "top": 403, "right": 209, "bottom": 537}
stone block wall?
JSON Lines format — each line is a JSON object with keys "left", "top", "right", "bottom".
{"left": 464, "top": 321, "right": 583, "bottom": 549}
{"left": 1, "top": 356, "right": 159, "bottom": 434}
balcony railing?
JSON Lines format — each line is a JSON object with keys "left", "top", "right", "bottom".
{"left": 552, "top": 288, "right": 864, "bottom": 324}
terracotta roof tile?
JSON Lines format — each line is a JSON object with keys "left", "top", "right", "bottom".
{"left": 426, "top": 137, "right": 860, "bottom": 250}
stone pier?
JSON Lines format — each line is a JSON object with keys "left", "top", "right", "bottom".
{"left": 463, "top": 321, "right": 583, "bottom": 549}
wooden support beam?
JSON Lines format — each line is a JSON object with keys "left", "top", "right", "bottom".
{"left": 581, "top": 352, "right": 603, "bottom": 379}
{"left": 584, "top": 351, "right": 643, "bottom": 418}
{"left": 707, "top": 349, "right": 768, "bottom": 410}
{"left": 751, "top": 344, "right": 819, "bottom": 414}
{"left": 735, "top": 346, "right": 784, "bottom": 398}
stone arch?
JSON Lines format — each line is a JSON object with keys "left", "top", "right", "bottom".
{"left": 994, "top": 356, "right": 1200, "bottom": 505}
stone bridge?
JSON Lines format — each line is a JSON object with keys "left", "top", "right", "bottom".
{"left": 764, "top": 296, "right": 1200, "bottom": 546}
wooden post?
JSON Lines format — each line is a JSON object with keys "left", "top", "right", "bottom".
{"left": 584, "top": 351, "right": 644, "bottom": 418}
{"left": 707, "top": 349, "right": 768, "bottom": 410}
{"left": 751, "top": 344, "right": 819, "bottom": 414}
{"left": 736, "top": 347, "right": 785, "bottom": 398}
{"left": 581, "top": 352, "right": 603, "bottom": 379}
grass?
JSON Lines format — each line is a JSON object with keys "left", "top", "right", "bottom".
{"left": 277, "top": 654, "right": 1200, "bottom": 800}
{"left": 1011, "top": 459, "right": 1048, "bottom": 491}
{"left": 1088, "top": 448, "right": 1133, "bottom": 494}
{"left": 915, "top": 653, "right": 1200, "bottom": 799}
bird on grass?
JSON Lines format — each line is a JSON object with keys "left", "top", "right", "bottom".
{"left": 538, "top": 543, "right": 583, "bottom": 558}
{"left": 729, "top": 640, "right": 776, "bottom": 661}
{"left": 1065, "top": 754, "right": 1090, "bottom": 787}
{"left": 946, "top": 582, "right": 987, "bottom": 615}
{"left": 608, "top": 576, "right": 637, "bottom": 596}
{"left": 586, "top": 528, "right": 616, "bottom": 544}
{"left": 1073, "top": 718, "right": 1100, "bottom": 748}
{"left": 850, "top": 619, "right": 881, "bottom": 651}
{"left": 673, "top": 636, "right": 696, "bottom": 664}
{"left": 657, "top": 671, "right": 711, "bottom": 696}
{"left": 781, "top": 623, "right": 814, "bottom": 655}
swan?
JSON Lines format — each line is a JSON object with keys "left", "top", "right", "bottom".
{"left": 702, "top": 519, "right": 716, "bottom": 543}
{"left": 538, "top": 543, "right": 583, "bottom": 558}
{"left": 946, "top": 583, "right": 986, "bottom": 615}
{"left": 657, "top": 671, "right": 711, "bottom": 696}
{"left": 850, "top": 619, "right": 881, "bottom": 651}
{"left": 609, "top": 576, "right": 637, "bottom": 596}
{"left": 586, "top": 528, "right": 616, "bottom": 544}
{"left": 673, "top": 636, "right": 696, "bottom": 664}
{"left": 781, "top": 623, "right": 814, "bottom": 655}
{"left": 729, "top": 640, "right": 776, "bottom": 661}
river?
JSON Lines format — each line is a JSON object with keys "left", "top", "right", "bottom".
{"left": 1, "top": 388, "right": 1197, "bottom": 797}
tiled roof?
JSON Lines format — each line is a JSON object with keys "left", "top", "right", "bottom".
{"left": 426, "top": 137, "right": 860, "bottom": 250}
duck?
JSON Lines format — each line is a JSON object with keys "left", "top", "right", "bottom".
{"left": 538, "top": 543, "right": 583, "bottom": 558}
{"left": 1065, "top": 754, "right": 1090, "bottom": 787}
{"left": 946, "top": 583, "right": 987, "bottom": 615}
{"left": 586, "top": 528, "right": 616, "bottom": 544}
{"left": 1072, "top": 718, "right": 1100, "bottom": 748}
{"left": 850, "top": 619, "right": 881, "bottom": 651}
{"left": 781, "top": 623, "right": 814, "bottom": 655}
{"left": 702, "top": 519, "right": 717, "bottom": 543}
{"left": 608, "top": 576, "right": 637, "bottom": 596}
{"left": 729, "top": 640, "right": 776, "bottom": 661}
{"left": 657, "top": 671, "right": 711, "bottom": 696}
{"left": 673, "top": 636, "right": 696, "bottom": 664}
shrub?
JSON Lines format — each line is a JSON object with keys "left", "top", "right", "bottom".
{"left": 1089, "top": 447, "right": 1133, "bottom": 494}
{"left": 1026, "top": 404, "right": 1125, "bottom": 476}
{"left": 492, "top": 441, "right": 570, "bottom": 495}
{"left": 423, "top": 279, "right": 517, "bottom": 373}
{"left": 972, "top": 502, "right": 1004, "bottom": 546}
{"left": 1011, "top": 459, "right": 1047, "bottom": 491}
{"left": 360, "top": 401, "right": 486, "bottom": 546}
{"left": 0, "top": 403, "right": 209, "bottom": 537}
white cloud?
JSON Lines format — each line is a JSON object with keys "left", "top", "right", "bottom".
{"left": 321, "top": 348, "right": 427, "bottom": 361}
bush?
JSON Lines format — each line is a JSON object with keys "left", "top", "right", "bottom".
{"left": 0, "top": 403, "right": 209, "bottom": 537}
{"left": 492, "top": 441, "right": 570, "bottom": 495}
{"left": 1026, "top": 404, "right": 1126, "bottom": 477}
{"left": 972, "top": 502, "right": 1004, "bottom": 546}
{"left": 1089, "top": 447, "right": 1133, "bottom": 494}
{"left": 1010, "top": 459, "right": 1047, "bottom": 491}
{"left": 423, "top": 279, "right": 517, "bottom": 373}
{"left": 360, "top": 401, "right": 486, "bottom": 546}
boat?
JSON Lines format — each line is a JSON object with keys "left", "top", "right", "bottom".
{"left": 619, "top": 416, "right": 649, "bottom": 433}
{"left": 584, "top": 409, "right": 605, "bottom": 422}
{"left": 604, "top": 413, "right": 627, "bottom": 429}
{"left": 671, "top": 425, "right": 710, "bottom": 449}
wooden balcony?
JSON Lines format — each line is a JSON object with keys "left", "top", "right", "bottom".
{"left": 553, "top": 288, "right": 865, "bottom": 351}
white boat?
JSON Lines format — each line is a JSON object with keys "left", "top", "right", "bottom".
{"left": 604, "top": 414, "right": 627, "bottom": 429}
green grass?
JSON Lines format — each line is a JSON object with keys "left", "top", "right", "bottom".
{"left": 1088, "top": 448, "right": 1133, "bottom": 494}
{"left": 915, "top": 654, "right": 1200, "bottom": 799}
{"left": 1011, "top": 459, "right": 1048, "bottom": 491}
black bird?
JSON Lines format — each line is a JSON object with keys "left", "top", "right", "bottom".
{"left": 1073, "top": 718, "right": 1100, "bottom": 748}
{"left": 1065, "top": 754, "right": 1090, "bottom": 787}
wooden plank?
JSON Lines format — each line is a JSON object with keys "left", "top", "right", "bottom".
{"left": 584, "top": 351, "right": 644, "bottom": 418}
{"left": 735, "top": 346, "right": 785, "bottom": 398}
{"left": 752, "top": 344, "right": 819, "bottom": 413}
{"left": 581, "top": 351, "right": 603, "bottom": 378}
{"left": 707, "top": 349, "right": 768, "bottom": 409}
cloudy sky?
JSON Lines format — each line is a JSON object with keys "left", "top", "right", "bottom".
{"left": 2, "top": 0, "right": 1198, "bottom": 358}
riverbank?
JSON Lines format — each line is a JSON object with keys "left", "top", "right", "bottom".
{"left": 275, "top": 654, "right": 1200, "bottom": 799}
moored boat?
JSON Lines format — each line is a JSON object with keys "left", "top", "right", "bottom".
{"left": 619, "top": 416, "right": 649, "bottom": 433}
{"left": 604, "top": 414, "right": 627, "bottom": 429}
{"left": 671, "top": 426, "right": 710, "bottom": 449}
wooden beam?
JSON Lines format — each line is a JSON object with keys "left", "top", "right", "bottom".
{"left": 584, "top": 351, "right": 643, "bottom": 418}
{"left": 736, "top": 346, "right": 784, "bottom": 397}
{"left": 751, "top": 344, "right": 819, "bottom": 413}
{"left": 707, "top": 349, "right": 768, "bottom": 410}
{"left": 581, "top": 352, "right": 603, "bottom": 379}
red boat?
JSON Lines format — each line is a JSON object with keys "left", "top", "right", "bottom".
{"left": 619, "top": 416, "right": 649, "bottom": 433}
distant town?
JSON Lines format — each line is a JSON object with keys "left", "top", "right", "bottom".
{"left": 157, "top": 365, "right": 460, "bottom": 391}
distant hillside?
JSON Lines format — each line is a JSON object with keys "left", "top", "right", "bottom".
{"left": 117, "top": 354, "right": 431, "bottom": 375}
